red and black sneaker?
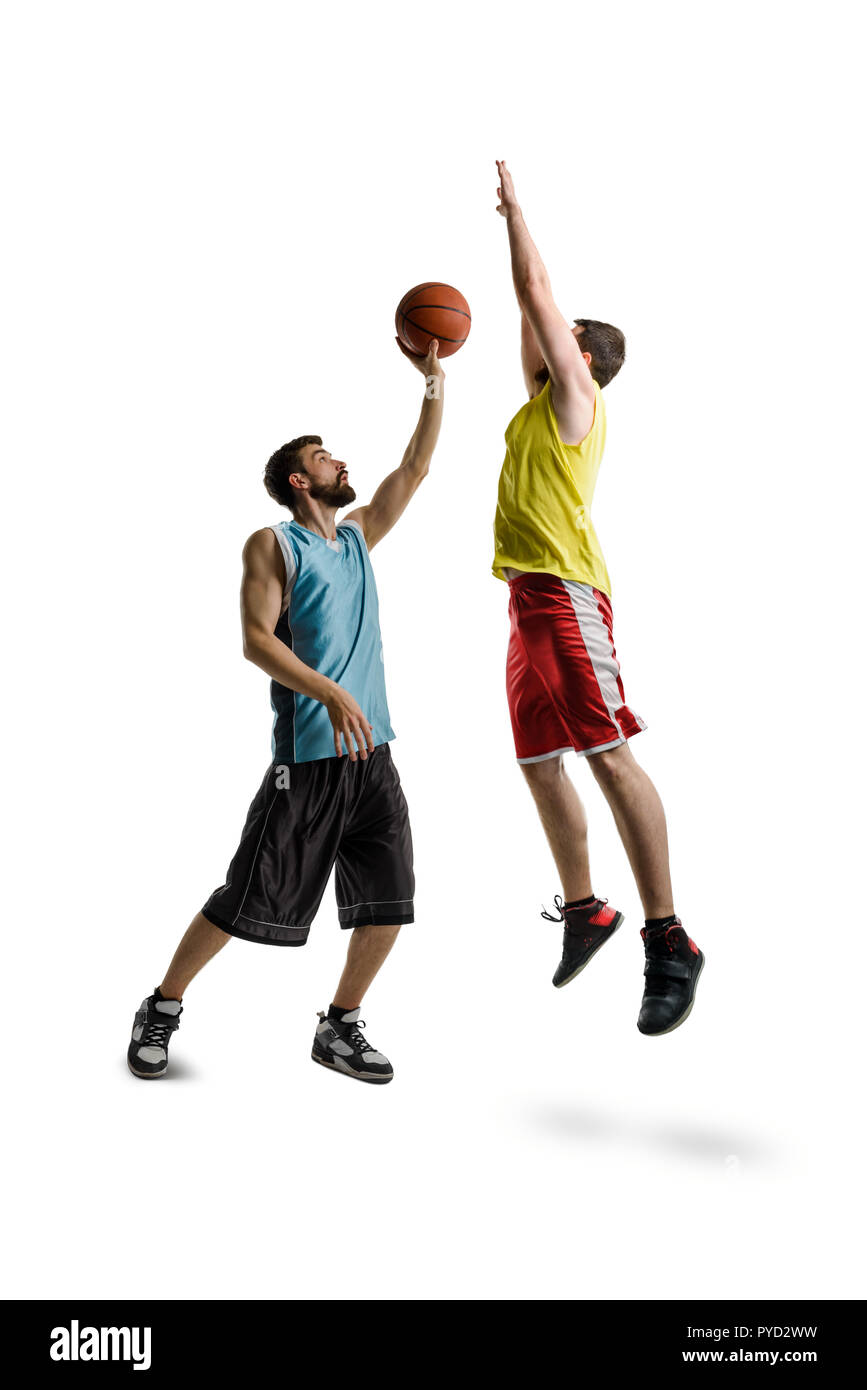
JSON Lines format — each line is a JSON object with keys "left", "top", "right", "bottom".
{"left": 542, "top": 894, "right": 625, "bottom": 989}
{"left": 638, "top": 918, "right": 705, "bottom": 1035}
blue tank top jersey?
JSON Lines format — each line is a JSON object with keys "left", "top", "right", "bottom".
{"left": 268, "top": 519, "right": 395, "bottom": 764}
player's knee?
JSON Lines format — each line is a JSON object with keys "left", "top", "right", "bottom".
{"left": 588, "top": 744, "right": 631, "bottom": 783}
{"left": 521, "top": 756, "right": 565, "bottom": 793}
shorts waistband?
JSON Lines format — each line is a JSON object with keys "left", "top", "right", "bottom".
{"left": 506, "top": 569, "right": 552, "bottom": 588}
{"left": 506, "top": 571, "right": 609, "bottom": 600}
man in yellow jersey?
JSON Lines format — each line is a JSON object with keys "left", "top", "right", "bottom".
{"left": 492, "top": 159, "right": 704, "bottom": 1036}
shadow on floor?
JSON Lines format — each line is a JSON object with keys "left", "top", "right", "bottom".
{"left": 120, "top": 1056, "right": 199, "bottom": 1082}
{"left": 525, "top": 1102, "right": 780, "bottom": 1169}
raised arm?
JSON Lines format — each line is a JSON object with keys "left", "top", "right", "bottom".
{"left": 496, "top": 159, "right": 595, "bottom": 444}
{"left": 240, "top": 528, "right": 375, "bottom": 760}
{"left": 343, "top": 339, "right": 444, "bottom": 550}
{"left": 520, "top": 311, "right": 546, "bottom": 398}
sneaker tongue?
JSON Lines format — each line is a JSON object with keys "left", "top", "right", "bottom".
{"left": 338, "top": 1007, "right": 361, "bottom": 1024}
{"left": 154, "top": 998, "right": 181, "bottom": 1016}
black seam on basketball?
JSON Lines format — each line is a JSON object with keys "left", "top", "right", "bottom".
{"left": 397, "top": 309, "right": 418, "bottom": 343}
{"left": 400, "top": 307, "right": 458, "bottom": 338}
{"left": 401, "top": 302, "right": 471, "bottom": 321}
{"left": 401, "top": 314, "right": 468, "bottom": 344}
{"left": 397, "top": 283, "right": 454, "bottom": 304}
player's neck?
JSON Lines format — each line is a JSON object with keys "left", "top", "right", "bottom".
{"left": 292, "top": 501, "right": 338, "bottom": 541}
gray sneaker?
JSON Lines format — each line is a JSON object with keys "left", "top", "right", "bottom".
{"left": 127, "top": 992, "right": 182, "bottom": 1079}
{"left": 311, "top": 1008, "right": 393, "bottom": 1084}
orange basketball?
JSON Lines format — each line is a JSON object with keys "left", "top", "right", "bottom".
{"left": 395, "top": 282, "right": 471, "bottom": 358}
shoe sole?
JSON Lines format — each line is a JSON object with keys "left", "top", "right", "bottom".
{"left": 553, "top": 912, "right": 624, "bottom": 988}
{"left": 311, "top": 1049, "right": 393, "bottom": 1084}
{"left": 127, "top": 1057, "right": 167, "bottom": 1079}
{"left": 638, "top": 950, "right": 706, "bottom": 1036}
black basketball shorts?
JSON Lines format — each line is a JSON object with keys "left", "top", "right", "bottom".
{"left": 201, "top": 743, "right": 414, "bottom": 946}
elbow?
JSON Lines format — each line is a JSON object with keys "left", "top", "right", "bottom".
{"left": 404, "top": 455, "right": 430, "bottom": 481}
{"left": 517, "top": 271, "right": 548, "bottom": 303}
{"left": 242, "top": 632, "right": 267, "bottom": 664}
{"left": 516, "top": 269, "right": 544, "bottom": 297}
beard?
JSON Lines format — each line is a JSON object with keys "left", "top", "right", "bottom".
{"left": 308, "top": 478, "right": 357, "bottom": 507}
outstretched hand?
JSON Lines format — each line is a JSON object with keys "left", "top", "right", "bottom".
{"left": 395, "top": 335, "right": 445, "bottom": 381}
{"left": 496, "top": 158, "right": 520, "bottom": 217}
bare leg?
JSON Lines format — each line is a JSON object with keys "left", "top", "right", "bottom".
{"left": 587, "top": 742, "right": 674, "bottom": 918}
{"left": 520, "top": 756, "right": 593, "bottom": 901}
{"left": 159, "top": 911, "right": 231, "bottom": 1001}
{"left": 332, "top": 924, "right": 401, "bottom": 1011}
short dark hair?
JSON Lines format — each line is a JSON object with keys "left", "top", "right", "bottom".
{"left": 264, "top": 435, "right": 322, "bottom": 512}
{"left": 573, "top": 319, "right": 626, "bottom": 388}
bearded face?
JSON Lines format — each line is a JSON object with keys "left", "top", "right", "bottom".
{"left": 307, "top": 476, "right": 357, "bottom": 508}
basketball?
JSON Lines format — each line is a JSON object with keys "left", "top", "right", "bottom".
{"left": 395, "top": 282, "right": 471, "bottom": 358}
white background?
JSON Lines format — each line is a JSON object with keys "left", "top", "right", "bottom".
{"left": 2, "top": 0, "right": 865, "bottom": 1301}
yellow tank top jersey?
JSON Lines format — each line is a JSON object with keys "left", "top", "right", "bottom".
{"left": 492, "top": 377, "right": 612, "bottom": 597}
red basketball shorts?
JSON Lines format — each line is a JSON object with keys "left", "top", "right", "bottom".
{"left": 506, "top": 572, "right": 647, "bottom": 762}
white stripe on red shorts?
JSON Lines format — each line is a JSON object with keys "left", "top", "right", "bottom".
{"left": 506, "top": 572, "right": 647, "bottom": 761}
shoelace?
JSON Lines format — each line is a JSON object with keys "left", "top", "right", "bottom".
{"left": 143, "top": 1019, "right": 172, "bottom": 1048}
{"left": 641, "top": 920, "right": 682, "bottom": 953}
{"left": 541, "top": 894, "right": 566, "bottom": 922}
{"left": 346, "top": 1023, "right": 372, "bottom": 1053}
{"left": 541, "top": 894, "right": 606, "bottom": 923}
{"left": 642, "top": 922, "right": 686, "bottom": 995}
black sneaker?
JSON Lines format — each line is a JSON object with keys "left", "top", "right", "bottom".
{"left": 127, "top": 991, "right": 182, "bottom": 1079}
{"left": 638, "top": 919, "right": 705, "bottom": 1035}
{"left": 311, "top": 1008, "right": 393, "bottom": 1084}
{"left": 543, "top": 894, "right": 625, "bottom": 988}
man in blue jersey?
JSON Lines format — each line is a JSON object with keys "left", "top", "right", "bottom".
{"left": 127, "top": 338, "right": 444, "bottom": 1086}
